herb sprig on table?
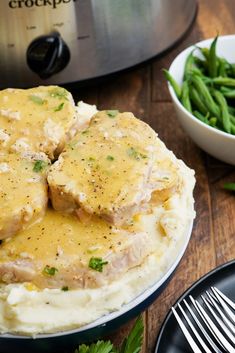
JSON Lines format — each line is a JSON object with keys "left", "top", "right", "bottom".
{"left": 224, "top": 182, "right": 235, "bottom": 191}
{"left": 75, "top": 316, "right": 144, "bottom": 353}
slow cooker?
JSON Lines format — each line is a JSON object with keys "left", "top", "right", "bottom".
{"left": 0, "top": 0, "right": 197, "bottom": 88}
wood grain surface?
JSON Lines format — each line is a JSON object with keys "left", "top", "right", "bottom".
{"left": 72, "top": 1, "right": 235, "bottom": 351}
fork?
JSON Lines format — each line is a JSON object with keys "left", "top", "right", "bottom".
{"left": 172, "top": 287, "right": 235, "bottom": 353}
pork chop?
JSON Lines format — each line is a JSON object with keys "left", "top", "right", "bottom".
{"left": 0, "top": 152, "right": 49, "bottom": 239}
{"left": 0, "top": 86, "right": 78, "bottom": 159}
{"left": 48, "top": 111, "right": 177, "bottom": 225}
{"left": 0, "top": 208, "right": 152, "bottom": 289}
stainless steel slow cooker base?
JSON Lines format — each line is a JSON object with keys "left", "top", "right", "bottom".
{"left": 0, "top": 0, "right": 197, "bottom": 88}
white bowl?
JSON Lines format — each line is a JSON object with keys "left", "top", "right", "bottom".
{"left": 168, "top": 35, "right": 235, "bottom": 165}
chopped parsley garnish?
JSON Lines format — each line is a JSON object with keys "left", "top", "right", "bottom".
{"left": 54, "top": 102, "right": 64, "bottom": 112}
{"left": 127, "top": 147, "right": 147, "bottom": 160}
{"left": 29, "top": 95, "right": 46, "bottom": 105}
{"left": 88, "top": 157, "right": 96, "bottom": 162}
{"left": 88, "top": 257, "right": 108, "bottom": 272}
{"left": 33, "top": 160, "right": 48, "bottom": 172}
{"left": 82, "top": 130, "right": 89, "bottom": 135}
{"left": 49, "top": 87, "right": 68, "bottom": 100}
{"left": 106, "top": 110, "right": 119, "bottom": 118}
{"left": 106, "top": 155, "right": 114, "bottom": 161}
{"left": 67, "top": 141, "right": 78, "bottom": 150}
{"left": 61, "top": 286, "right": 69, "bottom": 291}
{"left": 42, "top": 265, "right": 58, "bottom": 276}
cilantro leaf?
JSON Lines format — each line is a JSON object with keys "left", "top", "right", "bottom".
{"left": 42, "top": 265, "right": 58, "bottom": 276}
{"left": 88, "top": 257, "right": 108, "bottom": 272}
{"left": 54, "top": 102, "right": 65, "bottom": 112}
{"left": 119, "top": 316, "right": 144, "bottom": 353}
{"left": 33, "top": 160, "right": 48, "bottom": 172}
{"left": 106, "top": 110, "right": 119, "bottom": 118}
{"left": 29, "top": 95, "right": 46, "bottom": 105}
{"left": 75, "top": 341, "right": 114, "bottom": 353}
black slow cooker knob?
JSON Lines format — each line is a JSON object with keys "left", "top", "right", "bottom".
{"left": 26, "top": 33, "right": 70, "bottom": 79}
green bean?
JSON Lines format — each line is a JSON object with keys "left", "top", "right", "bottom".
{"left": 163, "top": 69, "right": 181, "bottom": 99}
{"left": 193, "top": 56, "right": 208, "bottom": 71}
{"left": 189, "top": 87, "right": 208, "bottom": 115}
{"left": 213, "top": 77, "right": 235, "bottom": 87}
{"left": 200, "top": 47, "right": 209, "bottom": 61}
{"left": 191, "top": 75, "right": 220, "bottom": 117}
{"left": 221, "top": 89, "right": 235, "bottom": 98}
{"left": 184, "top": 51, "right": 203, "bottom": 79}
{"left": 208, "top": 36, "right": 218, "bottom": 78}
{"left": 201, "top": 76, "right": 213, "bottom": 84}
{"left": 212, "top": 89, "right": 231, "bottom": 133}
{"left": 193, "top": 110, "right": 209, "bottom": 124}
{"left": 227, "top": 63, "right": 235, "bottom": 77}
{"left": 228, "top": 106, "right": 235, "bottom": 115}
{"left": 184, "top": 50, "right": 194, "bottom": 80}
{"left": 220, "top": 86, "right": 232, "bottom": 93}
{"left": 220, "top": 85, "right": 235, "bottom": 98}
{"left": 181, "top": 81, "right": 192, "bottom": 112}
{"left": 200, "top": 45, "right": 230, "bottom": 73}
{"left": 209, "top": 117, "right": 217, "bottom": 127}
{"left": 219, "top": 86, "right": 235, "bottom": 98}
{"left": 218, "top": 58, "right": 228, "bottom": 77}
{"left": 198, "top": 45, "right": 232, "bottom": 77}
{"left": 231, "top": 124, "right": 235, "bottom": 135}
{"left": 229, "top": 114, "right": 235, "bottom": 125}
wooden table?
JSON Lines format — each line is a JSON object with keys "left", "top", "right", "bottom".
{"left": 72, "top": 0, "right": 235, "bottom": 351}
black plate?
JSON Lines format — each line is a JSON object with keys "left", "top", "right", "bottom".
{"left": 155, "top": 259, "right": 235, "bottom": 353}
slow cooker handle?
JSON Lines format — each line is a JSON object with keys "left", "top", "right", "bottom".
{"left": 26, "top": 32, "right": 70, "bottom": 79}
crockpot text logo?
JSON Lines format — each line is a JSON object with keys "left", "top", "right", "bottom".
{"left": 9, "top": 0, "right": 77, "bottom": 9}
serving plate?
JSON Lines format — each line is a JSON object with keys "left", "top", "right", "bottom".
{"left": 155, "top": 259, "right": 235, "bottom": 353}
{"left": 0, "top": 220, "right": 193, "bottom": 353}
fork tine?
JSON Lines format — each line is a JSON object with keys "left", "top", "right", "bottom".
{"left": 178, "top": 304, "right": 212, "bottom": 353}
{"left": 190, "top": 296, "right": 235, "bottom": 353}
{"left": 201, "top": 295, "right": 235, "bottom": 343}
{"left": 178, "top": 303, "right": 213, "bottom": 353}
{"left": 205, "top": 291, "right": 235, "bottom": 334}
{"left": 212, "top": 287, "right": 235, "bottom": 310}
{"left": 184, "top": 299, "right": 223, "bottom": 353}
{"left": 211, "top": 288, "right": 235, "bottom": 324}
{"left": 205, "top": 291, "right": 215, "bottom": 306}
{"left": 171, "top": 306, "right": 203, "bottom": 353}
